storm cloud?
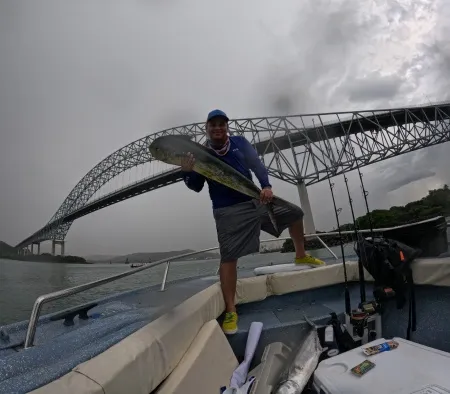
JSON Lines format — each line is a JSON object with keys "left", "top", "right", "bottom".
{"left": 0, "top": 0, "right": 449, "bottom": 256}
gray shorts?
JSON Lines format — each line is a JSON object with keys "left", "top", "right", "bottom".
{"left": 213, "top": 200, "right": 304, "bottom": 262}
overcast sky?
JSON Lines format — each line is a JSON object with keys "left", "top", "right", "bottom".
{"left": 1, "top": 0, "right": 449, "bottom": 257}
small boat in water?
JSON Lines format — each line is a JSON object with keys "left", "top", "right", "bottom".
{"left": 0, "top": 217, "right": 449, "bottom": 394}
{"left": 130, "top": 263, "right": 144, "bottom": 268}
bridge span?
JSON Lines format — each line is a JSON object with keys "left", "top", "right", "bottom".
{"left": 16, "top": 102, "right": 450, "bottom": 253}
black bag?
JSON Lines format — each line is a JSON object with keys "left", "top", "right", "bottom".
{"left": 355, "top": 235, "right": 421, "bottom": 340}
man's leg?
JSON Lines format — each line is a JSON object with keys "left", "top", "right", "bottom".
{"left": 219, "top": 260, "right": 237, "bottom": 313}
{"left": 213, "top": 200, "right": 261, "bottom": 335}
{"left": 289, "top": 218, "right": 325, "bottom": 266}
{"left": 288, "top": 218, "right": 306, "bottom": 259}
{"left": 219, "top": 260, "right": 239, "bottom": 335}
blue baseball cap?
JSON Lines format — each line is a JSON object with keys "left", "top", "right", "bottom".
{"left": 206, "top": 109, "right": 229, "bottom": 122}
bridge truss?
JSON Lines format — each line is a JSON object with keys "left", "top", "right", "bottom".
{"left": 16, "top": 102, "right": 450, "bottom": 249}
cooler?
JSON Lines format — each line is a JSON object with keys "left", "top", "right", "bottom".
{"left": 313, "top": 337, "right": 450, "bottom": 394}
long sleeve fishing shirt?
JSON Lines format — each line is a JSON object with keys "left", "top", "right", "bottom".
{"left": 182, "top": 135, "right": 272, "bottom": 209}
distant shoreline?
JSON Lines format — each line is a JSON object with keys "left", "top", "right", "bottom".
{"left": 0, "top": 254, "right": 91, "bottom": 264}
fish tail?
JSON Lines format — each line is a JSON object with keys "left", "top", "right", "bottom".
{"left": 267, "top": 203, "right": 279, "bottom": 235}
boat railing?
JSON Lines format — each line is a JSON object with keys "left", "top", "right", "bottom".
{"left": 23, "top": 231, "right": 341, "bottom": 348}
{"left": 23, "top": 216, "right": 443, "bottom": 348}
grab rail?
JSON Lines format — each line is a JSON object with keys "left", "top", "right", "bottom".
{"left": 23, "top": 246, "right": 219, "bottom": 348}
{"left": 24, "top": 216, "right": 443, "bottom": 348}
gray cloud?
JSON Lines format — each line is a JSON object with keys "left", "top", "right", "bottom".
{"left": 0, "top": 0, "right": 449, "bottom": 256}
{"left": 255, "top": 0, "right": 384, "bottom": 115}
{"left": 347, "top": 73, "right": 404, "bottom": 103}
{"left": 385, "top": 170, "right": 436, "bottom": 192}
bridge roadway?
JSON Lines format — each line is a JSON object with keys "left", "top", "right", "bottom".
{"left": 16, "top": 103, "right": 450, "bottom": 249}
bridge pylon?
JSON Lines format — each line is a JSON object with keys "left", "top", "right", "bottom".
{"left": 296, "top": 182, "right": 316, "bottom": 234}
{"left": 31, "top": 242, "right": 41, "bottom": 255}
{"left": 51, "top": 240, "right": 65, "bottom": 256}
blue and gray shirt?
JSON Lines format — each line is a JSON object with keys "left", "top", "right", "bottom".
{"left": 182, "top": 135, "right": 272, "bottom": 209}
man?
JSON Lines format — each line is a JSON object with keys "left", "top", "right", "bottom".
{"left": 181, "top": 109, "right": 325, "bottom": 335}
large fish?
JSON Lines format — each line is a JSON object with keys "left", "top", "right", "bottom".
{"left": 274, "top": 316, "right": 324, "bottom": 394}
{"left": 149, "top": 135, "right": 301, "bottom": 235}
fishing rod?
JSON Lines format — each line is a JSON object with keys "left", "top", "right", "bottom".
{"left": 344, "top": 146, "right": 392, "bottom": 345}
{"left": 313, "top": 123, "right": 351, "bottom": 316}
{"left": 342, "top": 170, "right": 367, "bottom": 305}
{"left": 344, "top": 140, "right": 378, "bottom": 304}
{"left": 357, "top": 167, "right": 374, "bottom": 237}
{"left": 350, "top": 143, "right": 374, "bottom": 238}
{"left": 327, "top": 175, "right": 352, "bottom": 315}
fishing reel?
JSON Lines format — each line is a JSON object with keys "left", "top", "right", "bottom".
{"left": 349, "top": 310, "right": 369, "bottom": 338}
{"left": 358, "top": 299, "right": 380, "bottom": 315}
{"left": 348, "top": 299, "right": 382, "bottom": 342}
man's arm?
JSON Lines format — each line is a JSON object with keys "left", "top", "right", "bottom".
{"left": 182, "top": 171, "right": 206, "bottom": 192}
{"left": 239, "top": 137, "right": 272, "bottom": 189}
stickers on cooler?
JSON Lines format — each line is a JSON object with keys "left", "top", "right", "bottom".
{"left": 362, "top": 340, "right": 399, "bottom": 356}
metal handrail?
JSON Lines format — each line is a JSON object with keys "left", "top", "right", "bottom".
{"left": 23, "top": 215, "right": 444, "bottom": 348}
{"left": 23, "top": 246, "right": 219, "bottom": 348}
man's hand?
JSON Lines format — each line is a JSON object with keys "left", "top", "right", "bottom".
{"left": 180, "top": 152, "right": 195, "bottom": 172}
{"left": 260, "top": 187, "right": 273, "bottom": 204}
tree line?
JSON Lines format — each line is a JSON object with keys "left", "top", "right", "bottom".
{"left": 282, "top": 185, "right": 450, "bottom": 253}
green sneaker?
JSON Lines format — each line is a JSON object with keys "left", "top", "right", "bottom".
{"left": 295, "top": 254, "right": 326, "bottom": 268}
{"left": 222, "top": 312, "right": 238, "bottom": 335}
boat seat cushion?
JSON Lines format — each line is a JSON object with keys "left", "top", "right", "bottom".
{"left": 268, "top": 261, "right": 371, "bottom": 295}
{"left": 267, "top": 258, "right": 450, "bottom": 296}
{"left": 74, "top": 281, "right": 225, "bottom": 394}
{"left": 412, "top": 258, "right": 450, "bottom": 286}
{"left": 236, "top": 275, "right": 268, "bottom": 304}
{"left": 29, "top": 371, "right": 103, "bottom": 394}
{"left": 155, "top": 319, "right": 238, "bottom": 394}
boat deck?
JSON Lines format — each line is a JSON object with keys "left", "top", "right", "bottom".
{"left": 0, "top": 273, "right": 224, "bottom": 393}
{"left": 226, "top": 282, "right": 369, "bottom": 365}
{"left": 226, "top": 282, "right": 450, "bottom": 369}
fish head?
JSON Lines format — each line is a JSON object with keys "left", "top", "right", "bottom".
{"left": 149, "top": 135, "right": 192, "bottom": 166}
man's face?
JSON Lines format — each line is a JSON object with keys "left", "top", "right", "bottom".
{"left": 206, "top": 117, "right": 228, "bottom": 143}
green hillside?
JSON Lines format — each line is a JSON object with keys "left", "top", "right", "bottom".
{"left": 282, "top": 184, "right": 450, "bottom": 252}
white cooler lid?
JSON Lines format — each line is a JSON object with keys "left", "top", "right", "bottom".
{"left": 314, "top": 337, "right": 450, "bottom": 394}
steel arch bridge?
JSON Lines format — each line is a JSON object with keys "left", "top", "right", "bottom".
{"left": 16, "top": 102, "right": 450, "bottom": 251}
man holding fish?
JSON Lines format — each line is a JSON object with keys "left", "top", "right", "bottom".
{"left": 180, "top": 109, "right": 325, "bottom": 335}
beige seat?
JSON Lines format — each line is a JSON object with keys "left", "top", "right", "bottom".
{"left": 155, "top": 320, "right": 238, "bottom": 394}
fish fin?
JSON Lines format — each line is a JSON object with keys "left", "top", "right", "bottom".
{"left": 174, "top": 134, "right": 193, "bottom": 141}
